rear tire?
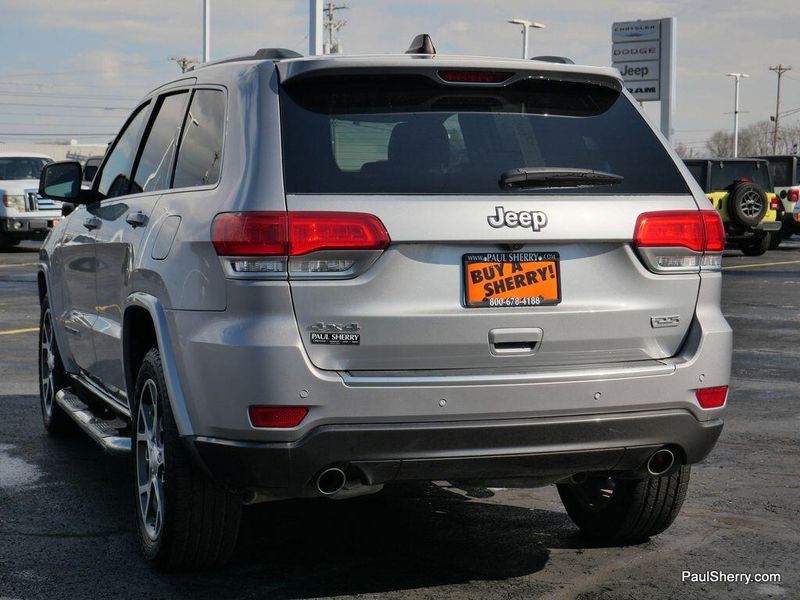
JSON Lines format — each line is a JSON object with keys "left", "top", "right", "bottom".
{"left": 769, "top": 230, "right": 782, "bottom": 250}
{"left": 741, "top": 233, "right": 770, "bottom": 256}
{"left": 557, "top": 466, "right": 691, "bottom": 542}
{"left": 133, "top": 348, "right": 242, "bottom": 570}
{"left": 39, "top": 299, "right": 75, "bottom": 436}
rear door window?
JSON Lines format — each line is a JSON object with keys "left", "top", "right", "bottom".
{"left": 280, "top": 75, "right": 690, "bottom": 195}
{"left": 173, "top": 89, "right": 225, "bottom": 188}
{"left": 131, "top": 91, "right": 189, "bottom": 194}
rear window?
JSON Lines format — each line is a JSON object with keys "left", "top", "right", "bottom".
{"left": 758, "top": 157, "right": 795, "bottom": 187}
{"left": 709, "top": 162, "right": 772, "bottom": 191}
{"left": 280, "top": 75, "right": 689, "bottom": 195}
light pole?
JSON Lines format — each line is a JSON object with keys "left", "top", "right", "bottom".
{"left": 508, "top": 19, "right": 545, "bottom": 59}
{"left": 203, "top": 0, "right": 210, "bottom": 63}
{"left": 726, "top": 72, "right": 749, "bottom": 157}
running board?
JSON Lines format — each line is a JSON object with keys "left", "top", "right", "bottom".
{"left": 55, "top": 388, "right": 131, "bottom": 455}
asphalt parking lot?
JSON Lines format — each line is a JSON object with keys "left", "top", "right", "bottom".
{"left": 0, "top": 240, "right": 797, "bottom": 600}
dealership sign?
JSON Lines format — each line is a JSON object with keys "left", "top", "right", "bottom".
{"left": 612, "top": 17, "right": 676, "bottom": 140}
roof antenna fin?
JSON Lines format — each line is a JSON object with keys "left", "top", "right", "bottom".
{"left": 406, "top": 34, "right": 436, "bottom": 55}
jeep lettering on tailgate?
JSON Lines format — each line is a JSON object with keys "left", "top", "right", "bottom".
{"left": 487, "top": 206, "right": 548, "bottom": 231}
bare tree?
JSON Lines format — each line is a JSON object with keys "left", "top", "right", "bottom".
{"left": 704, "top": 118, "right": 800, "bottom": 157}
{"left": 705, "top": 130, "right": 733, "bottom": 157}
{"left": 673, "top": 142, "right": 694, "bottom": 158}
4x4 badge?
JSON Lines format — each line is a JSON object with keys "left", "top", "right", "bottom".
{"left": 487, "top": 206, "right": 548, "bottom": 232}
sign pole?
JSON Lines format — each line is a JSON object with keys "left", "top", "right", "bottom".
{"left": 309, "top": 0, "right": 323, "bottom": 56}
{"left": 660, "top": 17, "right": 676, "bottom": 141}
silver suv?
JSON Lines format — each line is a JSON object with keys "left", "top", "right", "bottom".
{"left": 36, "top": 40, "right": 732, "bottom": 570}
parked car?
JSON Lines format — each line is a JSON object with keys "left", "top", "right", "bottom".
{"left": 0, "top": 152, "right": 60, "bottom": 247}
{"left": 36, "top": 38, "right": 731, "bottom": 570}
{"left": 683, "top": 158, "right": 781, "bottom": 255}
{"left": 752, "top": 155, "right": 800, "bottom": 238}
{"left": 81, "top": 155, "right": 104, "bottom": 190}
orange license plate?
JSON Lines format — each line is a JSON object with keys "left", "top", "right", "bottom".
{"left": 463, "top": 252, "right": 561, "bottom": 308}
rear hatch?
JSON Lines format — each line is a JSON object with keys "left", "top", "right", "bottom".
{"left": 278, "top": 65, "right": 704, "bottom": 371}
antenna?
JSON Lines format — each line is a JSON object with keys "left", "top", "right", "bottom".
{"left": 323, "top": 2, "right": 348, "bottom": 54}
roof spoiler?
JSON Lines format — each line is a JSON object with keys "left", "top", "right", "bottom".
{"left": 531, "top": 56, "right": 575, "bottom": 64}
{"left": 406, "top": 34, "right": 436, "bottom": 55}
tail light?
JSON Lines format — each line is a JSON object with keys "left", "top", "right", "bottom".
{"left": 695, "top": 386, "right": 728, "bottom": 409}
{"left": 769, "top": 195, "right": 780, "bottom": 211}
{"left": 248, "top": 406, "right": 308, "bottom": 428}
{"left": 789, "top": 188, "right": 799, "bottom": 203}
{"left": 633, "top": 210, "right": 724, "bottom": 272}
{"left": 212, "top": 211, "right": 390, "bottom": 278}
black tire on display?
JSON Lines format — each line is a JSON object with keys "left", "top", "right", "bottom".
{"left": 39, "top": 298, "right": 75, "bottom": 436}
{"left": 727, "top": 182, "right": 767, "bottom": 228}
{"left": 557, "top": 466, "right": 691, "bottom": 542}
{"left": 741, "top": 233, "right": 770, "bottom": 256}
{"left": 132, "top": 348, "right": 242, "bottom": 571}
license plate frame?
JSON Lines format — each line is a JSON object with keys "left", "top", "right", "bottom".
{"left": 462, "top": 251, "right": 562, "bottom": 308}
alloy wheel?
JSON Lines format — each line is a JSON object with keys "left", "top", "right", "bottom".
{"left": 136, "top": 379, "right": 165, "bottom": 542}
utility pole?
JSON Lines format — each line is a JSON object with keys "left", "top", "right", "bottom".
{"left": 170, "top": 56, "right": 199, "bottom": 73}
{"left": 769, "top": 64, "right": 792, "bottom": 154}
{"left": 322, "top": 2, "right": 348, "bottom": 54}
{"left": 727, "top": 72, "right": 749, "bottom": 157}
{"left": 203, "top": 0, "right": 210, "bottom": 63}
{"left": 309, "top": 0, "right": 323, "bottom": 55}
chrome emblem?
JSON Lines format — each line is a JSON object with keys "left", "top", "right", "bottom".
{"left": 487, "top": 206, "right": 548, "bottom": 232}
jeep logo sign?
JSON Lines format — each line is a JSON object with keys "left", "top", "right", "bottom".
{"left": 487, "top": 207, "right": 548, "bottom": 232}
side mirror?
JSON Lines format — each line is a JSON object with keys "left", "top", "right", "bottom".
{"left": 61, "top": 202, "right": 76, "bottom": 217}
{"left": 39, "top": 161, "right": 82, "bottom": 201}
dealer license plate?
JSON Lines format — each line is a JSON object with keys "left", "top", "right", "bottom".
{"left": 463, "top": 252, "right": 561, "bottom": 308}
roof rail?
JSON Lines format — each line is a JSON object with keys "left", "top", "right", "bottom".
{"left": 406, "top": 34, "right": 436, "bottom": 55}
{"left": 531, "top": 55, "right": 575, "bottom": 64}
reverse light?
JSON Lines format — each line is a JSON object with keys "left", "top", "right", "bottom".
{"left": 695, "top": 386, "right": 728, "bottom": 409}
{"left": 248, "top": 406, "right": 308, "bottom": 428}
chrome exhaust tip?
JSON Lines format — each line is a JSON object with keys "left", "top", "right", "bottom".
{"left": 646, "top": 448, "right": 675, "bottom": 476}
{"left": 316, "top": 467, "right": 346, "bottom": 495}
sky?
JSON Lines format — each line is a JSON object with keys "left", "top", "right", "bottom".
{"left": 0, "top": 0, "right": 798, "bottom": 153}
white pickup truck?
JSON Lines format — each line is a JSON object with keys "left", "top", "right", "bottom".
{"left": 0, "top": 152, "right": 62, "bottom": 247}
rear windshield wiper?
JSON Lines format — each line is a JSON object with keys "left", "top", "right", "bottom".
{"left": 499, "top": 167, "right": 624, "bottom": 190}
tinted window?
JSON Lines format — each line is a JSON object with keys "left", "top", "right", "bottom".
{"left": 684, "top": 162, "right": 707, "bottom": 191}
{"left": 97, "top": 103, "right": 150, "bottom": 199}
{"left": 173, "top": 89, "right": 225, "bottom": 188}
{"left": 758, "top": 158, "right": 794, "bottom": 186}
{"left": 0, "top": 157, "right": 51, "bottom": 180}
{"left": 709, "top": 162, "right": 771, "bottom": 191}
{"left": 280, "top": 75, "right": 689, "bottom": 195}
{"left": 83, "top": 158, "right": 102, "bottom": 181}
{"left": 132, "top": 92, "right": 188, "bottom": 194}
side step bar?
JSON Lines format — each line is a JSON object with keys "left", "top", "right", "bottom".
{"left": 55, "top": 388, "right": 131, "bottom": 455}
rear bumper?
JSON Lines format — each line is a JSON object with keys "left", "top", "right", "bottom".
{"left": 193, "top": 409, "right": 723, "bottom": 496}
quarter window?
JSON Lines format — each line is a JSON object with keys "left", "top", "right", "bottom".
{"left": 173, "top": 89, "right": 225, "bottom": 188}
{"left": 132, "top": 91, "right": 189, "bottom": 194}
{"left": 97, "top": 102, "right": 150, "bottom": 199}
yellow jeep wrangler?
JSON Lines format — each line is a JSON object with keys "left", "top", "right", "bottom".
{"left": 684, "top": 158, "right": 781, "bottom": 256}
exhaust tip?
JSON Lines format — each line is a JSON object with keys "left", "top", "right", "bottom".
{"left": 647, "top": 448, "right": 675, "bottom": 476}
{"left": 316, "top": 467, "right": 346, "bottom": 495}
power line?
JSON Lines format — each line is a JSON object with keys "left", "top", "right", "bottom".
{"left": 0, "top": 91, "right": 138, "bottom": 101}
{"left": 0, "top": 102, "right": 131, "bottom": 110}
{"left": 0, "top": 132, "right": 117, "bottom": 136}
{"left": 0, "top": 112, "right": 124, "bottom": 119}
{"left": 323, "top": 2, "right": 348, "bottom": 54}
